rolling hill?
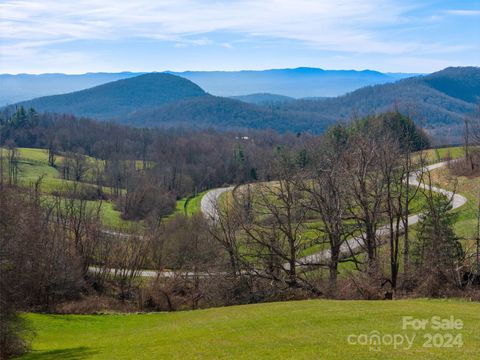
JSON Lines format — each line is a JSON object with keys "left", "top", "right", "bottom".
{"left": 13, "top": 73, "right": 336, "bottom": 133}
{"left": 120, "top": 95, "right": 334, "bottom": 133}
{"left": 14, "top": 73, "right": 207, "bottom": 120}
{"left": 8, "top": 67, "right": 479, "bottom": 140}
{"left": 0, "top": 68, "right": 415, "bottom": 106}
{"left": 0, "top": 72, "right": 144, "bottom": 106}
{"left": 422, "top": 66, "right": 480, "bottom": 103}
{"left": 20, "top": 299, "right": 480, "bottom": 360}
{"left": 276, "top": 67, "right": 480, "bottom": 139}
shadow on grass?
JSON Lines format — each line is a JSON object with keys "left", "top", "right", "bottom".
{"left": 21, "top": 346, "right": 98, "bottom": 359}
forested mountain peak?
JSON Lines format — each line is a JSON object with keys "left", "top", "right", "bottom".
{"left": 0, "top": 68, "right": 416, "bottom": 105}
{"left": 421, "top": 66, "right": 480, "bottom": 103}
{"left": 273, "top": 67, "right": 479, "bottom": 141}
{"left": 14, "top": 73, "right": 207, "bottom": 120}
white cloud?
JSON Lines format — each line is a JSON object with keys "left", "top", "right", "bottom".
{"left": 446, "top": 9, "right": 480, "bottom": 16}
{"left": 0, "top": 0, "right": 477, "bottom": 72}
{"left": 0, "top": 0, "right": 438, "bottom": 56}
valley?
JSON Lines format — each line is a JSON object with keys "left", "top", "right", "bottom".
{"left": 4, "top": 67, "right": 478, "bottom": 142}
{"left": 2, "top": 1, "right": 480, "bottom": 358}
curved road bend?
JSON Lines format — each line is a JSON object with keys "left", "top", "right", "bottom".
{"left": 296, "top": 161, "right": 467, "bottom": 266}
{"left": 92, "top": 187, "right": 233, "bottom": 277}
{"left": 200, "top": 186, "right": 234, "bottom": 221}
{"left": 93, "top": 161, "right": 466, "bottom": 277}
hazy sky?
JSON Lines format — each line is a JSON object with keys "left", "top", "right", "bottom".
{"left": 1, "top": 0, "right": 479, "bottom": 74}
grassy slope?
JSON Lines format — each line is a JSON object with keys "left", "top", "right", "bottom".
{"left": 216, "top": 146, "right": 470, "bottom": 273}
{"left": 424, "top": 146, "right": 465, "bottom": 162}
{"left": 186, "top": 191, "right": 208, "bottom": 215}
{"left": 13, "top": 147, "right": 205, "bottom": 225}
{"left": 172, "top": 191, "right": 208, "bottom": 217}
{"left": 229, "top": 175, "right": 441, "bottom": 261}
{"left": 430, "top": 166, "right": 479, "bottom": 240}
{"left": 7, "top": 148, "right": 131, "bottom": 228}
{"left": 22, "top": 299, "right": 480, "bottom": 360}
{"left": 145, "top": 147, "right": 464, "bottom": 222}
{"left": 15, "top": 148, "right": 121, "bottom": 194}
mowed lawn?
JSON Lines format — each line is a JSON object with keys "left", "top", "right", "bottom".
{"left": 21, "top": 299, "right": 480, "bottom": 360}
{"left": 430, "top": 166, "right": 480, "bottom": 240}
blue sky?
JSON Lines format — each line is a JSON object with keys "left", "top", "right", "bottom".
{"left": 0, "top": 0, "right": 479, "bottom": 74}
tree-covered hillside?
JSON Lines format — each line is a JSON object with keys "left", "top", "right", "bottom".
{"left": 0, "top": 68, "right": 415, "bottom": 105}
{"left": 9, "top": 72, "right": 335, "bottom": 133}
{"left": 277, "top": 67, "right": 479, "bottom": 140}
{"left": 229, "top": 93, "right": 295, "bottom": 105}
{"left": 15, "top": 73, "right": 207, "bottom": 120}
{"left": 423, "top": 66, "right": 480, "bottom": 103}
{"left": 7, "top": 67, "right": 479, "bottom": 142}
{"left": 121, "top": 95, "right": 335, "bottom": 133}
{"left": 0, "top": 72, "right": 143, "bottom": 106}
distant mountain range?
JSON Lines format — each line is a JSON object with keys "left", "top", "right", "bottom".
{"left": 229, "top": 93, "right": 295, "bottom": 105}
{"left": 169, "top": 68, "right": 417, "bottom": 98}
{"left": 0, "top": 68, "right": 417, "bottom": 105}
{"left": 6, "top": 73, "right": 336, "bottom": 133}
{"left": 275, "top": 66, "right": 480, "bottom": 140}
{"left": 5, "top": 66, "right": 479, "bottom": 142}
{"left": 0, "top": 72, "right": 143, "bottom": 106}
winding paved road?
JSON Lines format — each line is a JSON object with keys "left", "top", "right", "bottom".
{"left": 297, "top": 161, "right": 467, "bottom": 266}
{"left": 95, "top": 160, "right": 466, "bottom": 277}
{"left": 200, "top": 186, "right": 234, "bottom": 221}
{"left": 199, "top": 161, "right": 467, "bottom": 267}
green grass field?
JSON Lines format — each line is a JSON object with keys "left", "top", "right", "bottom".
{"left": 7, "top": 147, "right": 208, "bottom": 227}
{"left": 172, "top": 191, "right": 207, "bottom": 217}
{"left": 185, "top": 191, "right": 208, "bottom": 215}
{"left": 424, "top": 146, "right": 465, "bottom": 162}
{"left": 2, "top": 147, "right": 133, "bottom": 229}
{"left": 431, "top": 166, "right": 480, "bottom": 240}
{"left": 21, "top": 299, "right": 480, "bottom": 360}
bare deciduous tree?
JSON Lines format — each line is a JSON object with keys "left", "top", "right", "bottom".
{"left": 300, "top": 136, "right": 355, "bottom": 295}
{"left": 237, "top": 149, "right": 320, "bottom": 295}
{"left": 344, "top": 129, "right": 386, "bottom": 267}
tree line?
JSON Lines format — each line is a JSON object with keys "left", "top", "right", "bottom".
{"left": 0, "top": 106, "right": 310, "bottom": 222}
